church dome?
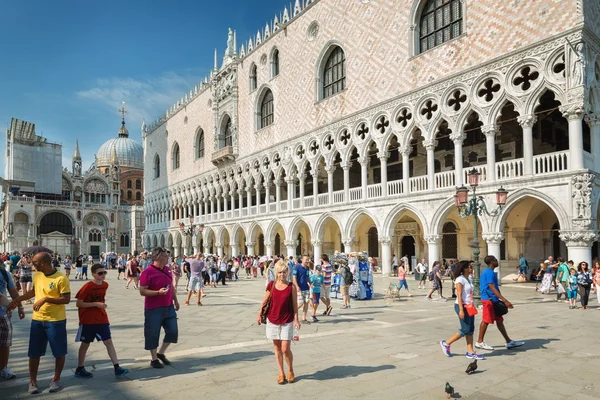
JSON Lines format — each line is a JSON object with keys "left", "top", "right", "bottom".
{"left": 96, "top": 117, "right": 143, "bottom": 170}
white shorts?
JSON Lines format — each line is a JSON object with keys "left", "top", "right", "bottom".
{"left": 266, "top": 320, "right": 293, "bottom": 341}
{"left": 297, "top": 290, "right": 310, "bottom": 305}
{"left": 76, "top": 267, "right": 83, "bottom": 274}
{"left": 320, "top": 286, "right": 331, "bottom": 299}
{"left": 188, "top": 277, "right": 202, "bottom": 291}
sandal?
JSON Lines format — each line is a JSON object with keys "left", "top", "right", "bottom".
{"left": 197, "top": 302, "right": 202, "bottom": 306}
{"left": 277, "top": 375, "right": 287, "bottom": 384}
{"left": 287, "top": 372, "right": 295, "bottom": 383}
{"left": 301, "top": 319, "right": 311, "bottom": 324}
{"left": 184, "top": 301, "right": 189, "bottom": 306}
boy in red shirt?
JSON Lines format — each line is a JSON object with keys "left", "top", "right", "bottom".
{"left": 74, "top": 264, "right": 128, "bottom": 378}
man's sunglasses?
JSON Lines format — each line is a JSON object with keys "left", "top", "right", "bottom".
{"left": 96, "top": 271, "right": 107, "bottom": 276}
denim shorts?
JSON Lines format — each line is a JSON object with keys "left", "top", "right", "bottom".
{"left": 144, "top": 305, "right": 178, "bottom": 350}
{"left": 398, "top": 279, "right": 408, "bottom": 290}
{"left": 519, "top": 266, "right": 527, "bottom": 275}
{"left": 28, "top": 320, "right": 68, "bottom": 358}
{"left": 454, "top": 303, "right": 475, "bottom": 337}
{"left": 75, "top": 324, "right": 112, "bottom": 343}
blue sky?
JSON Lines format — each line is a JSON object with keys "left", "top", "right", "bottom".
{"left": 0, "top": 0, "right": 294, "bottom": 172}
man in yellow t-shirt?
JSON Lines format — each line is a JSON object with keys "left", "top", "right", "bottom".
{"left": 9, "top": 252, "right": 70, "bottom": 394}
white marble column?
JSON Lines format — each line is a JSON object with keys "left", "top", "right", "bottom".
{"left": 359, "top": 156, "right": 368, "bottom": 200}
{"left": 562, "top": 107, "right": 585, "bottom": 170}
{"left": 450, "top": 134, "right": 464, "bottom": 186}
{"left": 216, "top": 244, "right": 223, "bottom": 258}
{"left": 424, "top": 139, "right": 436, "bottom": 190}
{"left": 585, "top": 114, "right": 600, "bottom": 171}
{"left": 327, "top": 166, "right": 335, "bottom": 205}
{"left": 518, "top": 115, "right": 536, "bottom": 176}
{"left": 230, "top": 191, "right": 235, "bottom": 213}
{"left": 311, "top": 169, "right": 318, "bottom": 206}
{"left": 343, "top": 238, "right": 354, "bottom": 253}
{"left": 312, "top": 239, "right": 322, "bottom": 266}
{"left": 238, "top": 188, "right": 244, "bottom": 214}
{"left": 425, "top": 235, "right": 441, "bottom": 272}
{"left": 216, "top": 194, "right": 221, "bottom": 215}
{"left": 231, "top": 243, "right": 238, "bottom": 259}
{"left": 203, "top": 199, "right": 208, "bottom": 217}
{"left": 379, "top": 236, "right": 392, "bottom": 276}
{"left": 298, "top": 173, "right": 305, "bottom": 209}
{"left": 483, "top": 232, "right": 504, "bottom": 284}
{"left": 265, "top": 241, "right": 273, "bottom": 258}
{"left": 255, "top": 182, "right": 261, "bottom": 213}
{"left": 265, "top": 182, "right": 271, "bottom": 213}
{"left": 401, "top": 146, "right": 410, "bottom": 194}
{"left": 275, "top": 179, "right": 281, "bottom": 212}
{"left": 285, "top": 240, "right": 296, "bottom": 258}
{"left": 210, "top": 196, "right": 215, "bottom": 216}
{"left": 286, "top": 176, "right": 294, "bottom": 210}
{"left": 223, "top": 193, "right": 228, "bottom": 215}
{"left": 246, "top": 185, "right": 252, "bottom": 212}
{"left": 483, "top": 125, "right": 498, "bottom": 182}
{"left": 204, "top": 243, "right": 210, "bottom": 255}
{"left": 246, "top": 242, "right": 256, "bottom": 257}
{"left": 341, "top": 163, "right": 349, "bottom": 202}
{"left": 379, "top": 152, "right": 388, "bottom": 197}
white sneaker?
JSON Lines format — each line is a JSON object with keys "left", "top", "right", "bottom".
{"left": 0, "top": 367, "right": 16, "bottom": 379}
{"left": 506, "top": 340, "right": 525, "bottom": 349}
{"left": 475, "top": 341, "right": 494, "bottom": 351}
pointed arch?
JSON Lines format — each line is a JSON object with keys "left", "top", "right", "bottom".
{"left": 194, "top": 128, "right": 205, "bottom": 159}
{"left": 314, "top": 212, "right": 344, "bottom": 240}
{"left": 383, "top": 203, "right": 429, "bottom": 237}
{"left": 316, "top": 41, "right": 346, "bottom": 101}
{"left": 345, "top": 208, "right": 381, "bottom": 240}
{"left": 288, "top": 216, "right": 313, "bottom": 241}
{"left": 171, "top": 142, "right": 180, "bottom": 170}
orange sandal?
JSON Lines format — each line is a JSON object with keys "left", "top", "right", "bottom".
{"left": 277, "top": 375, "right": 287, "bottom": 384}
{"left": 287, "top": 372, "right": 295, "bottom": 383}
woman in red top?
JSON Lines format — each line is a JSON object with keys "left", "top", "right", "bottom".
{"left": 257, "top": 259, "right": 300, "bottom": 385}
{"left": 125, "top": 255, "right": 139, "bottom": 290}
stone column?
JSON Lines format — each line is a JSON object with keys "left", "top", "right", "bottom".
{"left": 450, "top": 134, "right": 464, "bottom": 186}
{"left": 286, "top": 176, "right": 294, "bottom": 210}
{"left": 343, "top": 238, "right": 354, "bottom": 253}
{"left": 311, "top": 169, "right": 318, "bottom": 206}
{"left": 246, "top": 185, "right": 252, "bottom": 212}
{"left": 275, "top": 179, "right": 281, "bottom": 212}
{"left": 379, "top": 152, "right": 388, "bottom": 197}
{"left": 238, "top": 188, "right": 244, "bottom": 214}
{"left": 425, "top": 235, "right": 441, "bottom": 271}
{"left": 424, "top": 139, "right": 436, "bottom": 190}
{"left": 560, "top": 230, "right": 597, "bottom": 266}
{"left": 255, "top": 182, "right": 261, "bottom": 213}
{"left": 265, "top": 241, "right": 273, "bottom": 258}
{"left": 204, "top": 243, "right": 210, "bottom": 255}
{"left": 379, "top": 236, "right": 392, "bottom": 276}
{"left": 298, "top": 173, "right": 306, "bottom": 209}
{"left": 246, "top": 242, "right": 256, "bottom": 257}
{"left": 223, "top": 193, "right": 228, "bottom": 215}
{"left": 216, "top": 244, "right": 223, "bottom": 258}
{"left": 585, "top": 114, "right": 600, "bottom": 171}
{"left": 312, "top": 239, "right": 322, "bottom": 266}
{"left": 326, "top": 166, "right": 335, "bottom": 205}
{"left": 210, "top": 196, "right": 215, "bottom": 216}
{"left": 483, "top": 125, "right": 498, "bottom": 182}
{"left": 359, "top": 156, "right": 368, "bottom": 200}
{"left": 517, "top": 115, "right": 536, "bottom": 176}
{"left": 216, "top": 194, "right": 221, "bottom": 215}
{"left": 401, "top": 146, "right": 410, "bottom": 194}
{"left": 285, "top": 240, "right": 296, "bottom": 258}
{"left": 265, "top": 181, "right": 271, "bottom": 212}
{"left": 341, "top": 163, "right": 349, "bottom": 202}
{"left": 231, "top": 243, "right": 238, "bottom": 259}
{"left": 203, "top": 199, "right": 208, "bottom": 217}
{"left": 230, "top": 190, "right": 235, "bottom": 213}
{"left": 561, "top": 107, "right": 585, "bottom": 170}
{"left": 483, "top": 232, "right": 504, "bottom": 284}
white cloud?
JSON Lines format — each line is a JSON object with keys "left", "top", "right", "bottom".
{"left": 76, "top": 70, "right": 204, "bottom": 129}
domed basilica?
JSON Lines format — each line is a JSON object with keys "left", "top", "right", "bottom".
{"left": 0, "top": 104, "right": 145, "bottom": 258}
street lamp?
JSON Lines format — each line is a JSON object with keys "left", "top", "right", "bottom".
{"left": 454, "top": 168, "right": 508, "bottom": 303}
{"left": 66, "top": 236, "right": 80, "bottom": 245}
{"left": 179, "top": 216, "right": 204, "bottom": 236}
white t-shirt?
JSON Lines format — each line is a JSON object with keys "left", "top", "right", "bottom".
{"left": 392, "top": 256, "right": 398, "bottom": 266}
{"left": 455, "top": 275, "right": 473, "bottom": 305}
{"left": 417, "top": 263, "right": 427, "bottom": 274}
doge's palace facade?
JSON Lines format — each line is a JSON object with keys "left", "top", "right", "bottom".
{"left": 143, "top": 0, "right": 600, "bottom": 277}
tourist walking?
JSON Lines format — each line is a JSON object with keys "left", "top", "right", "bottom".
{"left": 475, "top": 256, "right": 524, "bottom": 351}
{"left": 257, "top": 260, "right": 300, "bottom": 384}
{"left": 17, "top": 255, "right": 34, "bottom": 303}
{"left": 293, "top": 256, "right": 311, "bottom": 323}
{"left": 125, "top": 254, "right": 139, "bottom": 290}
{"left": 309, "top": 266, "right": 324, "bottom": 322}
{"left": 116, "top": 254, "right": 126, "bottom": 280}
{"left": 440, "top": 261, "right": 483, "bottom": 359}
{"left": 515, "top": 253, "right": 528, "bottom": 282}
{"left": 9, "top": 252, "right": 70, "bottom": 394}
{"left": 397, "top": 263, "right": 413, "bottom": 297}
{"left": 577, "top": 261, "right": 593, "bottom": 310}
{"left": 219, "top": 257, "right": 227, "bottom": 286}
{"left": 184, "top": 254, "right": 204, "bottom": 306}
{"left": 555, "top": 257, "right": 569, "bottom": 301}
{"left": 425, "top": 261, "right": 446, "bottom": 301}
{"left": 74, "top": 264, "right": 128, "bottom": 378}
{"left": 593, "top": 259, "right": 600, "bottom": 306}
{"left": 417, "top": 258, "right": 428, "bottom": 289}
{"left": 63, "top": 256, "right": 72, "bottom": 278}
{"left": 139, "top": 247, "right": 180, "bottom": 368}
{"left": 75, "top": 255, "right": 83, "bottom": 280}
{"left": 171, "top": 259, "right": 182, "bottom": 292}
{"left": 320, "top": 254, "right": 333, "bottom": 316}
{"left": 567, "top": 267, "right": 579, "bottom": 309}
{"left": 339, "top": 261, "right": 353, "bottom": 309}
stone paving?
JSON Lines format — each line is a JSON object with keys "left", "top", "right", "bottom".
{"left": 2, "top": 272, "right": 600, "bottom": 399}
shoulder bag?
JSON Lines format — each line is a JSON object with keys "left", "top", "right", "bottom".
{"left": 260, "top": 282, "right": 273, "bottom": 324}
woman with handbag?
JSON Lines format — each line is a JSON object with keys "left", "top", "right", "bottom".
{"left": 257, "top": 259, "right": 300, "bottom": 385}
{"left": 577, "top": 261, "right": 593, "bottom": 310}
{"left": 440, "top": 261, "right": 484, "bottom": 360}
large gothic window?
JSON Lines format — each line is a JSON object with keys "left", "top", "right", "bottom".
{"left": 172, "top": 142, "right": 180, "bottom": 170}
{"left": 260, "top": 89, "right": 274, "bottom": 129}
{"left": 88, "top": 229, "right": 102, "bottom": 242}
{"left": 271, "top": 48, "right": 280, "bottom": 78}
{"left": 249, "top": 63, "right": 258, "bottom": 91}
{"left": 322, "top": 46, "right": 346, "bottom": 99}
{"left": 442, "top": 222, "right": 458, "bottom": 259}
{"left": 419, "top": 0, "right": 463, "bottom": 54}
{"left": 154, "top": 155, "right": 160, "bottom": 179}
{"left": 222, "top": 116, "right": 233, "bottom": 148}
{"left": 120, "top": 233, "right": 130, "bottom": 248}
{"left": 196, "top": 128, "right": 205, "bottom": 159}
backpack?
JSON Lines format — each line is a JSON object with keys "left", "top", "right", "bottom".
{"left": 428, "top": 270, "right": 435, "bottom": 281}
{"left": 342, "top": 266, "right": 354, "bottom": 286}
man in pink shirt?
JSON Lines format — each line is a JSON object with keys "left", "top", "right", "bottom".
{"left": 139, "top": 247, "right": 180, "bottom": 368}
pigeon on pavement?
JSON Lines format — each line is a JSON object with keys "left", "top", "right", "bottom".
{"left": 465, "top": 359, "right": 478, "bottom": 374}
{"left": 445, "top": 382, "right": 454, "bottom": 399}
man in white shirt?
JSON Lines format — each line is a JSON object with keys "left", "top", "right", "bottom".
{"left": 417, "top": 258, "right": 428, "bottom": 289}
{"left": 392, "top": 254, "right": 398, "bottom": 275}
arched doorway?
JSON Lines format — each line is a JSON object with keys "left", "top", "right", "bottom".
{"left": 368, "top": 227, "right": 379, "bottom": 257}
{"left": 401, "top": 236, "right": 415, "bottom": 260}
{"left": 275, "top": 233, "right": 281, "bottom": 255}
{"left": 442, "top": 222, "right": 458, "bottom": 259}
{"left": 258, "top": 234, "right": 265, "bottom": 256}
{"left": 39, "top": 212, "right": 74, "bottom": 257}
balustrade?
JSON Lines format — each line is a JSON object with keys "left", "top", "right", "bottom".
{"left": 317, "top": 193, "right": 329, "bottom": 206}
{"left": 333, "top": 190, "right": 344, "bottom": 204}
{"left": 367, "top": 183, "right": 382, "bottom": 199}
{"left": 434, "top": 171, "right": 455, "bottom": 189}
{"left": 534, "top": 151, "right": 569, "bottom": 175}
{"left": 304, "top": 197, "right": 314, "bottom": 208}
{"left": 349, "top": 187, "right": 362, "bottom": 201}
{"left": 387, "top": 180, "right": 403, "bottom": 196}
{"left": 409, "top": 176, "right": 428, "bottom": 192}
{"left": 496, "top": 159, "right": 524, "bottom": 180}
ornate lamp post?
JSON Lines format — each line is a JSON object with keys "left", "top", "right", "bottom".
{"left": 105, "top": 229, "right": 116, "bottom": 253}
{"left": 454, "top": 169, "right": 508, "bottom": 303}
{"left": 66, "top": 236, "right": 80, "bottom": 258}
{"left": 179, "top": 216, "right": 204, "bottom": 236}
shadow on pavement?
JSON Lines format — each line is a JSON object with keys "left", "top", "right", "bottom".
{"left": 483, "top": 338, "right": 560, "bottom": 358}
{"left": 297, "top": 364, "right": 395, "bottom": 381}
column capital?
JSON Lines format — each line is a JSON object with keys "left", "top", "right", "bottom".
{"left": 424, "top": 234, "right": 442, "bottom": 244}
{"left": 584, "top": 113, "right": 600, "bottom": 126}
{"left": 378, "top": 236, "right": 392, "bottom": 245}
{"left": 325, "top": 165, "right": 337, "bottom": 174}
{"left": 343, "top": 238, "right": 354, "bottom": 247}
{"left": 517, "top": 114, "right": 537, "bottom": 128}
{"left": 377, "top": 152, "right": 389, "bottom": 161}
{"left": 422, "top": 139, "right": 437, "bottom": 150}
{"left": 264, "top": 241, "right": 273, "bottom": 247}
{"left": 559, "top": 230, "right": 598, "bottom": 247}
{"left": 297, "top": 173, "right": 306, "bottom": 182}
{"left": 215, "top": 243, "right": 223, "bottom": 249}
{"left": 311, "top": 239, "right": 322, "bottom": 247}
{"left": 284, "top": 240, "right": 297, "bottom": 247}
{"left": 399, "top": 145, "right": 412, "bottom": 156}
{"left": 481, "top": 232, "right": 504, "bottom": 244}
{"left": 481, "top": 124, "right": 499, "bottom": 137}
{"left": 559, "top": 104, "right": 585, "bottom": 120}
{"left": 449, "top": 132, "right": 465, "bottom": 143}
{"left": 245, "top": 241, "right": 255, "bottom": 247}
{"left": 357, "top": 156, "right": 369, "bottom": 165}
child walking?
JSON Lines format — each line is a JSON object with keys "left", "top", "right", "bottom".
{"left": 397, "top": 264, "right": 413, "bottom": 297}
{"left": 309, "top": 266, "right": 324, "bottom": 323}
{"left": 74, "top": 264, "right": 128, "bottom": 378}
{"left": 568, "top": 268, "right": 578, "bottom": 309}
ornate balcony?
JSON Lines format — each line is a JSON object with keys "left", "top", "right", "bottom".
{"left": 211, "top": 145, "right": 237, "bottom": 165}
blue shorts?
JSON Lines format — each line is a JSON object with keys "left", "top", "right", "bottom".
{"left": 454, "top": 303, "right": 475, "bottom": 337}
{"left": 75, "top": 324, "right": 112, "bottom": 343}
{"left": 144, "top": 305, "right": 178, "bottom": 350}
{"left": 398, "top": 279, "right": 408, "bottom": 290}
{"left": 82, "top": 266, "right": 88, "bottom": 274}
{"left": 519, "top": 266, "right": 527, "bottom": 274}
{"left": 28, "top": 320, "right": 68, "bottom": 358}
{"left": 567, "top": 288, "right": 578, "bottom": 299}
{"left": 311, "top": 292, "right": 321, "bottom": 305}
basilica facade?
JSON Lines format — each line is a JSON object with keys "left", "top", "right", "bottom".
{"left": 142, "top": 0, "right": 600, "bottom": 277}
{"left": 0, "top": 114, "right": 145, "bottom": 258}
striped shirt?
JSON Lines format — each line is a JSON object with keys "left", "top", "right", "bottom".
{"left": 322, "top": 263, "right": 333, "bottom": 286}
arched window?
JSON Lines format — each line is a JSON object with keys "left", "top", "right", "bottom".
{"left": 419, "top": 0, "right": 463, "bottom": 54}
{"left": 442, "top": 222, "right": 458, "bottom": 259}
{"left": 172, "top": 142, "right": 180, "bottom": 170}
{"left": 322, "top": 46, "right": 346, "bottom": 99}
{"left": 367, "top": 227, "right": 379, "bottom": 257}
{"left": 88, "top": 229, "right": 102, "bottom": 242}
{"left": 127, "top": 180, "right": 132, "bottom": 189}
{"left": 249, "top": 63, "right": 257, "bottom": 91}
{"left": 127, "top": 190, "right": 132, "bottom": 200}
{"left": 120, "top": 233, "right": 130, "bottom": 248}
{"left": 154, "top": 155, "right": 160, "bottom": 178}
{"left": 271, "top": 48, "right": 280, "bottom": 78}
{"left": 260, "top": 89, "right": 274, "bottom": 129}
{"left": 136, "top": 179, "right": 142, "bottom": 190}
{"left": 221, "top": 116, "right": 233, "bottom": 148}
{"left": 136, "top": 191, "right": 142, "bottom": 201}
{"left": 196, "top": 128, "right": 205, "bottom": 159}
